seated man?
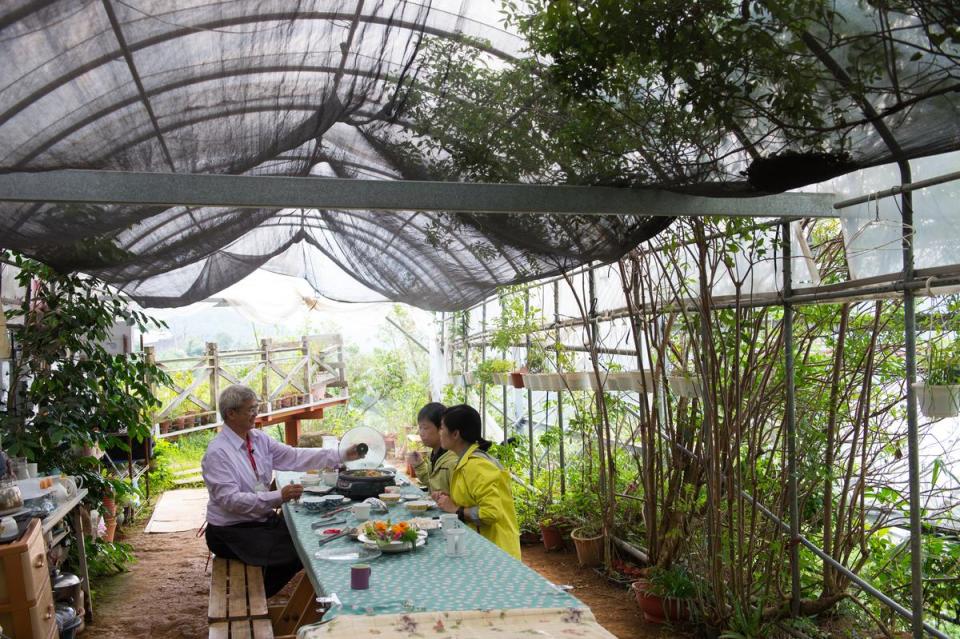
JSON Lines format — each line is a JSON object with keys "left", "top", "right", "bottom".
{"left": 202, "top": 384, "right": 362, "bottom": 597}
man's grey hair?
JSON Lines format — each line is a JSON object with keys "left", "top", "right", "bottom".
{"left": 219, "top": 384, "right": 258, "bottom": 421}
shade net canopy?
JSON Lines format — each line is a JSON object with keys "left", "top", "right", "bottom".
{"left": 0, "top": 1, "right": 957, "bottom": 310}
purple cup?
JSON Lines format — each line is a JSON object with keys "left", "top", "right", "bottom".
{"left": 351, "top": 563, "right": 371, "bottom": 590}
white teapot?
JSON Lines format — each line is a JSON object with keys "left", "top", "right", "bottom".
{"left": 58, "top": 475, "right": 83, "bottom": 497}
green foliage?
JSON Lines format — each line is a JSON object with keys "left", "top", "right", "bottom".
{"left": 306, "top": 313, "right": 430, "bottom": 438}
{"left": 923, "top": 336, "right": 960, "bottom": 385}
{"left": 647, "top": 565, "right": 696, "bottom": 599}
{"left": 82, "top": 539, "right": 136, "bottom": 578}
{"left": 0, "top": 251, "right": 169, "bottom": 511}
{"left": 475, "top": 358, "right": 514, "bottom": 385}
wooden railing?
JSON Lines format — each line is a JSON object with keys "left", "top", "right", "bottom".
{"left": 147, "top": 334, "right": 346, "bottom": 438}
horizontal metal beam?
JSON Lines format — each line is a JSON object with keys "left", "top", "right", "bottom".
{"left": 0, "top": 170, "right": 838, "bottom": 218}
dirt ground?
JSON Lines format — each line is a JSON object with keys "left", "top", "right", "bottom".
{"left": 520, "top": 543, "right": 691, "bottom": 639}
{"left": 85, "top": 515, "right": 689, "bottom": 639}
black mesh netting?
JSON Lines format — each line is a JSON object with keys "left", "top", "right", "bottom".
{"left": 0, "top": 1, "right": 957, "bottom": 310}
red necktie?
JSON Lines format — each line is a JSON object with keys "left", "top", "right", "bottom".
{"left": 245, "top": 435, "right": 258, "bottom": 476}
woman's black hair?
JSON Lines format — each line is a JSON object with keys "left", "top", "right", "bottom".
{"left": 417, "top": 402, "right": 446, "bottom": 428}
{"left": 418, "top": 402, "right": 448, "bottom": 463}
{"left": 441, "top": 404, "right": 492, "bottom": 451}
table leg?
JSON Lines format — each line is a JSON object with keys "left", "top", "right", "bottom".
{"left": 274, "top": 574, "right": 314, "bottom": 636}
{"left": 284, "top": 417, "right": 300, "bottom": 446}
{"left": 71, "top": 507, "right": 94, "bottom": 622}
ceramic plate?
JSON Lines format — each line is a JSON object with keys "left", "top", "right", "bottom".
{"left": 314, "top": 545, "right": 382, "bottom": 562}
{"left": 357, "top": 530, "right": 428, "bottom": 553}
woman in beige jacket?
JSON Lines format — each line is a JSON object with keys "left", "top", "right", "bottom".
{"left": 407, "top": 402, "right": 458, "bottom": 494}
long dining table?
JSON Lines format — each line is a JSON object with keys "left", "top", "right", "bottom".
{"left": 275, "top": 469, "right": 619, "bottom": 639}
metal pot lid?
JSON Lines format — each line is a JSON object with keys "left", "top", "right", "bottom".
{"left": 54, "top": 572, "right": 82, "bottom": 589}
{"left": 339, "top": 426, "right": 386, "bottom": 469}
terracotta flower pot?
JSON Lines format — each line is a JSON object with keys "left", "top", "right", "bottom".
{"left": 158, "top": 420, "right": 171, "bottom": 434}
{"left": 519, "top": 530, "right": 541, "bottom": 546}
{"left": 102, "top": 516, "right": 118, "bottom": 543}
{"left": 571, "top": 527, "right": 604, "bottom": 567}
{"left": 510, "top": 369, "right": 527, "bottom": 389}
{"left": 631, "top": 580, "right": 689, "bottom": 624}
{"left": 102, "top": 495, "right": 117, "bottom": 517}
{"left": 540, "top": 523, "right": 564, "bottom": 551}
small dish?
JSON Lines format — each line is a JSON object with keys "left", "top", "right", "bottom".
{"left": 378, "top": 493, "right": 401, "bottom": 504}
{"left": 404, "top": 500, "right": 432, "bottom": 513}
{"left": 411, "top": 517, "right": 442, "bottom": 534}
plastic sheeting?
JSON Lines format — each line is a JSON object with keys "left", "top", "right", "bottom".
{"left": 830, "top": 152, "right": 960, "bottom": 280}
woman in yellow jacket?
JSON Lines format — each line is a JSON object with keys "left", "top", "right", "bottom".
{"left": 433, "top": 404, "right": 521, "bottom": 560}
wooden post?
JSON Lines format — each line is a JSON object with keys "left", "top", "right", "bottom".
{"left": 337, "top": 337, "right": 345, "bottom": 393}
{"left": 144, "top": 346, "right": 156, "bottom": 499}
{"left": 302, "top": 336, "right": 312, "bottom": 404}
{"left": 284, "top": 417, "right": 300, "bottom": 446}
{"left": 207, "top": 342, "right": 220, "bottom": 422}
{"left": 260, "top": 338, "right": 271, "bottom": 412}
{"left": 71, "top": 507, "right": 94, "bottom": 622}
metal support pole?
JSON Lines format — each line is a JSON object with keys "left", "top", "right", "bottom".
{"left": 782, "top": 222, "right": 801, "bottom": 616}
{"left": 554, "top": 280, "right": 566, "bottom": 496}
{"left": 525, "top": 289, "right": 534, "bottom": 485}
{"left": 481, "top": 302, "right": 487, "bottom": 438}
{"left": 463, "top": 311, "right": 470, "bottom": 405}
{"left": 438, "top": 312, "right": 445, "bottom": 403}
{"left": 898, "top": 161, "right": 925, "bottom": 639}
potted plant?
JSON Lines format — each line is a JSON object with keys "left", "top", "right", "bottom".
{"left": 632, "top": 565, "right": 695, "bottom": 624}
{"left": 604, "top": 370, "right": 656, "bottom": 393}
{"left": 570, "top": 522, "right": 604, "bottom": 568}
{"left": 915, "top": 338, "right": 960, "bottom": 418}
{"left": 563, "top": 371, "right": 594, "bottom": 390}
{"left": 475, "top": 358, "right": 514, "bottom": 386}
{"left": 510, "top": 366, "right": 528, "bottom": 389}
{"left": 539, "top": 517, "right": 565, "bottom": 551}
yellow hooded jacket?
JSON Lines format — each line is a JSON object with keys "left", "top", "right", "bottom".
{"left": 449, "top": 443, "right": 521, "bottom": 560}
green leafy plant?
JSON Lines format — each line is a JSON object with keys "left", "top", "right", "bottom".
{"left": 647, "top": 565, "right": 696, "bottom": 599}
{"left": 924, "top": 338, "right": 960, "bottom": 385}
{"left": 0, "top": 250, "right": 169, "bottom": 515}
{"left": 475, "top": 358, "right": 514, "bottom": 385}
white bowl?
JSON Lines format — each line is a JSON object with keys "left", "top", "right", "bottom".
{"left": 404, "top": 500, "right": 432, "bottom": 513}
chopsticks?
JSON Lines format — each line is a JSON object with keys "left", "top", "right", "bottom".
{"left": 317, "top": 529, "right": 352, "bottom": 546}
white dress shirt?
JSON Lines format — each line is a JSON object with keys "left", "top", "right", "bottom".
{"left": 202, "top": 427, "right": 341, "bottom": 526}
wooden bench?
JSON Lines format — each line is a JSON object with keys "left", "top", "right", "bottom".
{"left": 209, "top": 618, "right": 274, "bottom": 639}
{"left": 209, "top": 558, "right": 271, "bottom": 638}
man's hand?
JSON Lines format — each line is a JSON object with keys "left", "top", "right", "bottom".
{"left": 343, "top": 444, "right": 367, "bottom": 462}
{"left": 406, "top": 451, "right": 423, "bottom": 467}
{"left": 433, "top": 492, "right": 458, "bottom": 513}
{"left": 281, "top": 484, "right": 304, "bottom": 503}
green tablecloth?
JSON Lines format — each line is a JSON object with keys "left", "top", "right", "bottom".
{"left": 277, "top": 470, "right": 583, "bottom": 618}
